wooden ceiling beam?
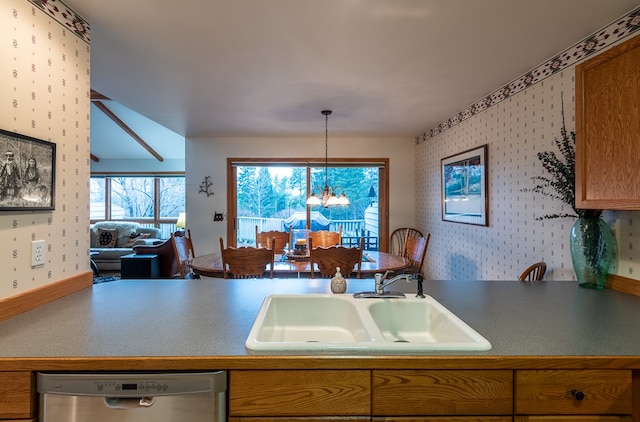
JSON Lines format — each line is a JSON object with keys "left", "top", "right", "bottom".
{"left": 90, "top": 89, "right": 110, "bottom": 101}
{"left": 92, "top": 100, "right": 164, "bottom": 162}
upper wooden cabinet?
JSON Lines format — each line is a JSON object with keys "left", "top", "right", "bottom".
{"left": 575, "top": 33, "right": 640, "bottom": 209}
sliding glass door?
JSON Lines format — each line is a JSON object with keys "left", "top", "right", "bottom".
{"left": 229, "top": 159, "right": 388, "bottom": 251}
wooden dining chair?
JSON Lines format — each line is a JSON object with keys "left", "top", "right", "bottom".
{"left": 309, "top": 237, "right": 363, "bottom": 279}
{"left": 219, "top": 237, "right": 275, "bottom": 279}
{"left": 255, "top": 225, "right": 291, "bottom": 253}
{"left": 390, "top": 227, "right": 423, "bottom": 256}
{"left": 171, "top": 229, "right": 199, "bottom": 279}
{"left": 174, "top": 227, "right": 193, "bottom": 247}
{"left": 403, "top": 233, "right": 430, "bottom": 275}
{"left": 309, "top": 226, "right": 342, "bottom": 248}
{"left": 519, "top": 262, "right": 547, "bottom": 282}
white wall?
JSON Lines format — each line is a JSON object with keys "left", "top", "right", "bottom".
{"left": 416, "top": 71, "right": 580, "bottom": 281}
{"left": 185, "top": 137, "right": 415, "bottom": 255}
{"left": 0, "top": 0, "right": 90, "bottom": 300}
{"left": 415, "top": 20, "right": 640, "bottom": 282}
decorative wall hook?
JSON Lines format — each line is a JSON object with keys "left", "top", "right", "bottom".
{"left": 199, "top": 176, "right": 215, "bottom": 197}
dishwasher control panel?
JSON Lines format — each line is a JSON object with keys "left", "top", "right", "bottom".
{"left": 37, "top": 372, "right": 226, "bottom": 397}
{"left": 95, "top": 380, "right": 170, "bottom": 394}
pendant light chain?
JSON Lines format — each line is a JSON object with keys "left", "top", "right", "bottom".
{"left": 323, "top": 110, "right": 330, "bottom": 187}
{"left": 306, "top": 109, "right": 349, "bottom": 207}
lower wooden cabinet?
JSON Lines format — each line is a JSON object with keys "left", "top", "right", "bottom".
{"left": 2, "top": 420, "right": 37, "bottom": 422}
{"left": 374, "top": 418, "right": 512, "bottom": 421}
{"left": 230, "top": 418, "right": 369, "bottom": 422}
{"left": 515, "top": 370, "right": 632, "bottom": 417}
{"left": 1, "top": 420, "right": 37, "bottom": 422}
{"left": 229, "top": 368, "right": 637, "bottom": 420}
{"left": 0, "top": 372, "right": 34, "bottom": 420}
{"left": 229, "top": 370, "right": 370, "bottom": 418}
{"left": 372, "top": 370, "right": 513, "bottom": 417}
{"left": 514, "top": 417, "right": 631, "bottom": 421}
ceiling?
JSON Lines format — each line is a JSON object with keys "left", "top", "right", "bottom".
{"left": 63, "top": 0, "right": 639, "bottom": 161}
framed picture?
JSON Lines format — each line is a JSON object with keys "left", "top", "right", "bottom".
{"left": 441, "top": 144, "right": 488, "bottom": 226}
{"left": 0, "top": 129, "right": 55, "bottom": 211}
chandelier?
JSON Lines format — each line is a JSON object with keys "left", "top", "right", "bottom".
{"left": 306, "top": 110, "right": 350, "bottom": 207}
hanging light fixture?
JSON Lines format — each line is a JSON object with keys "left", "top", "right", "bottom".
{"left": 306, "top": 110, "right": 350, "bottom": 207}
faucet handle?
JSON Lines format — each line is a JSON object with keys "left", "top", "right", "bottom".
{"left": 374, "top": 273, "right": 384, "bottom": 291}
{"left": 374, "top": 271, "right": 390, "bottom": 284}
{"left": 374, "top": 271, "right": 390, "bottom": 294}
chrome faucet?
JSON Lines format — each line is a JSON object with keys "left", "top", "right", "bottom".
{"left": 375, "top": 271, "right": 412, "bottom": 294}
{"left": 353, "top": 271, "right": 424, "bottom": 299}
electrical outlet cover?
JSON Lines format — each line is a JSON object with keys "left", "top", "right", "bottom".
{"left": 31, "top": 240, "right": 46, "bottom": 267}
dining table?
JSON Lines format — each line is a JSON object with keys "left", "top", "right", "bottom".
{"left": 191, "top": 250, "right": 411, "bottom": 278}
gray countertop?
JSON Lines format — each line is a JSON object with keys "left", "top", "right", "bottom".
{"left": 1, "top": 277, "right": 640, "bottom": 359}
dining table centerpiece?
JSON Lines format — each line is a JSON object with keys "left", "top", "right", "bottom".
{"left": 523, "top": 102, "right": 613, "bottom": 289}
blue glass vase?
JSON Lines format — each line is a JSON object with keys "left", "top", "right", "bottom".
{"left": 570, "top": 217, "right": 614, "bottom": 290}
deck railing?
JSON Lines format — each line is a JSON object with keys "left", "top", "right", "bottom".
{"left": 237, "top": 216, "right": 378, "bottom": 250}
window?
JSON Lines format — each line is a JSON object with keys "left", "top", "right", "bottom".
{"left": 111, "top": 176, "right": 154, "bottom": 218}
{"left": 229, "top": 158, "right": 389, "bottom": 251}
{"left": 90, "top": 174, "right": 185, "bottom": 237}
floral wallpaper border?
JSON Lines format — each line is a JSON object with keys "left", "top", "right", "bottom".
{"left": 416, "top": 6, "right": 640, "bottom": 144}
{"left": 27, "top": 0, "right": 89, "bottom": 43}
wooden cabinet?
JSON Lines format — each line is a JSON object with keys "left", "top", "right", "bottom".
{"left": 515, "top": 369, "right": 632, "bottom": 418}
{"left": 230, "top": 418, "right": 369, "bottom": 422}
{"left": 228, "top": 370, "right": 370, "bottom": 420}
{"left": 374, "top": 418, "right": 512, "bottom": 422}
{"left": 0, "top": 372, "right": 34, "bottom": 421}
{"left": 575, "top": 33, "right": 640, "bottom": 209}
{"left": 229, "top": 369, "right": 513, "bottom": 420}
{"left": 514, "top": 417, "right": 631, "bottom": 421}
{"left": 372, "top": 370, "right": 513, "bottom": 418}
{"left": 229, "top": 368, "right": 637, "bottom": 420}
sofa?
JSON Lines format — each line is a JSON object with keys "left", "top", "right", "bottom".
{"left": 90, "top": 221, "right": 162, "bottom": 272}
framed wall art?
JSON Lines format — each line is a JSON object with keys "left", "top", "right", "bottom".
{"left": 0, "top": 129, "right": 56, "bottom": 211}
{"left": 441, "top": 144, "right": 488, "bottom": 226}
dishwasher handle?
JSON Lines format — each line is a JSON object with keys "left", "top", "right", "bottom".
{"left": 104, "top": 397, "right": 156, "bottom": 409}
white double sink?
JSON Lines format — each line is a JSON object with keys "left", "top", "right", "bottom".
{"left": 245, "top": 294, "right": 491, "bottom": 351}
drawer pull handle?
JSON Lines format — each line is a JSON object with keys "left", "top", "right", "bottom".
{"left": 571, "top": 389, "right": 585, "bottom": 401}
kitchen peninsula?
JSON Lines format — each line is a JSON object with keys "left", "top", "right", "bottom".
{"left": 1, "top": 277, "right": 639, "bottom": 420}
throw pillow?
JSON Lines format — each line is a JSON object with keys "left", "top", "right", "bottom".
{"left": 124, "top": 232, "right": 151, "bottom": 248}
{"left": 97, "top": 228, "right": 118, "bottom": 248}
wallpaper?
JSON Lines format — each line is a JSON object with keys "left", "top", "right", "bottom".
{"left": 417, "top": 7, "right": 640, "bottom": 143}
{"left": 415, "top": 8, "right": 640, "bottom": 282}
{"left": 0, "top": 0, "right": 90, "bottom": 299}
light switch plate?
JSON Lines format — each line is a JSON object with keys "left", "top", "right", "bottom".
{"left": 31, "top": 240, "right": 46, "bottom": 267}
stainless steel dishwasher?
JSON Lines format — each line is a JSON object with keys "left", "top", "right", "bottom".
{"left": 37, "top": 371, "right": 226, "bottom": 422}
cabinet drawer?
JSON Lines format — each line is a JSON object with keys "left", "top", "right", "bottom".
{"left": 230, "top": 418, "right": 369, "bottom": 422}
{"left": 515, "top": 417, "right": 631, "bottom": 421}
{"left": 372, "top": 370, "right": 513, "bottom": 416}
{"left": 375, "top": 418, "right": 512, "bottom": 421}
{"left": 0, "top": 372, "right": 34, "bottom": 419}
{"left": 515, "top": 370, "right": 632, "bottom": 415}
{"left": 229, "top": 370, "right": 370, "bottom": 416}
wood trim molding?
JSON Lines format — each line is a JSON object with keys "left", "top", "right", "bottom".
{"left": 0, "top": 272, "right": 92, "bottom": 322}
{"left": 606, "top": 273, "right": 640, "bottom": 298}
